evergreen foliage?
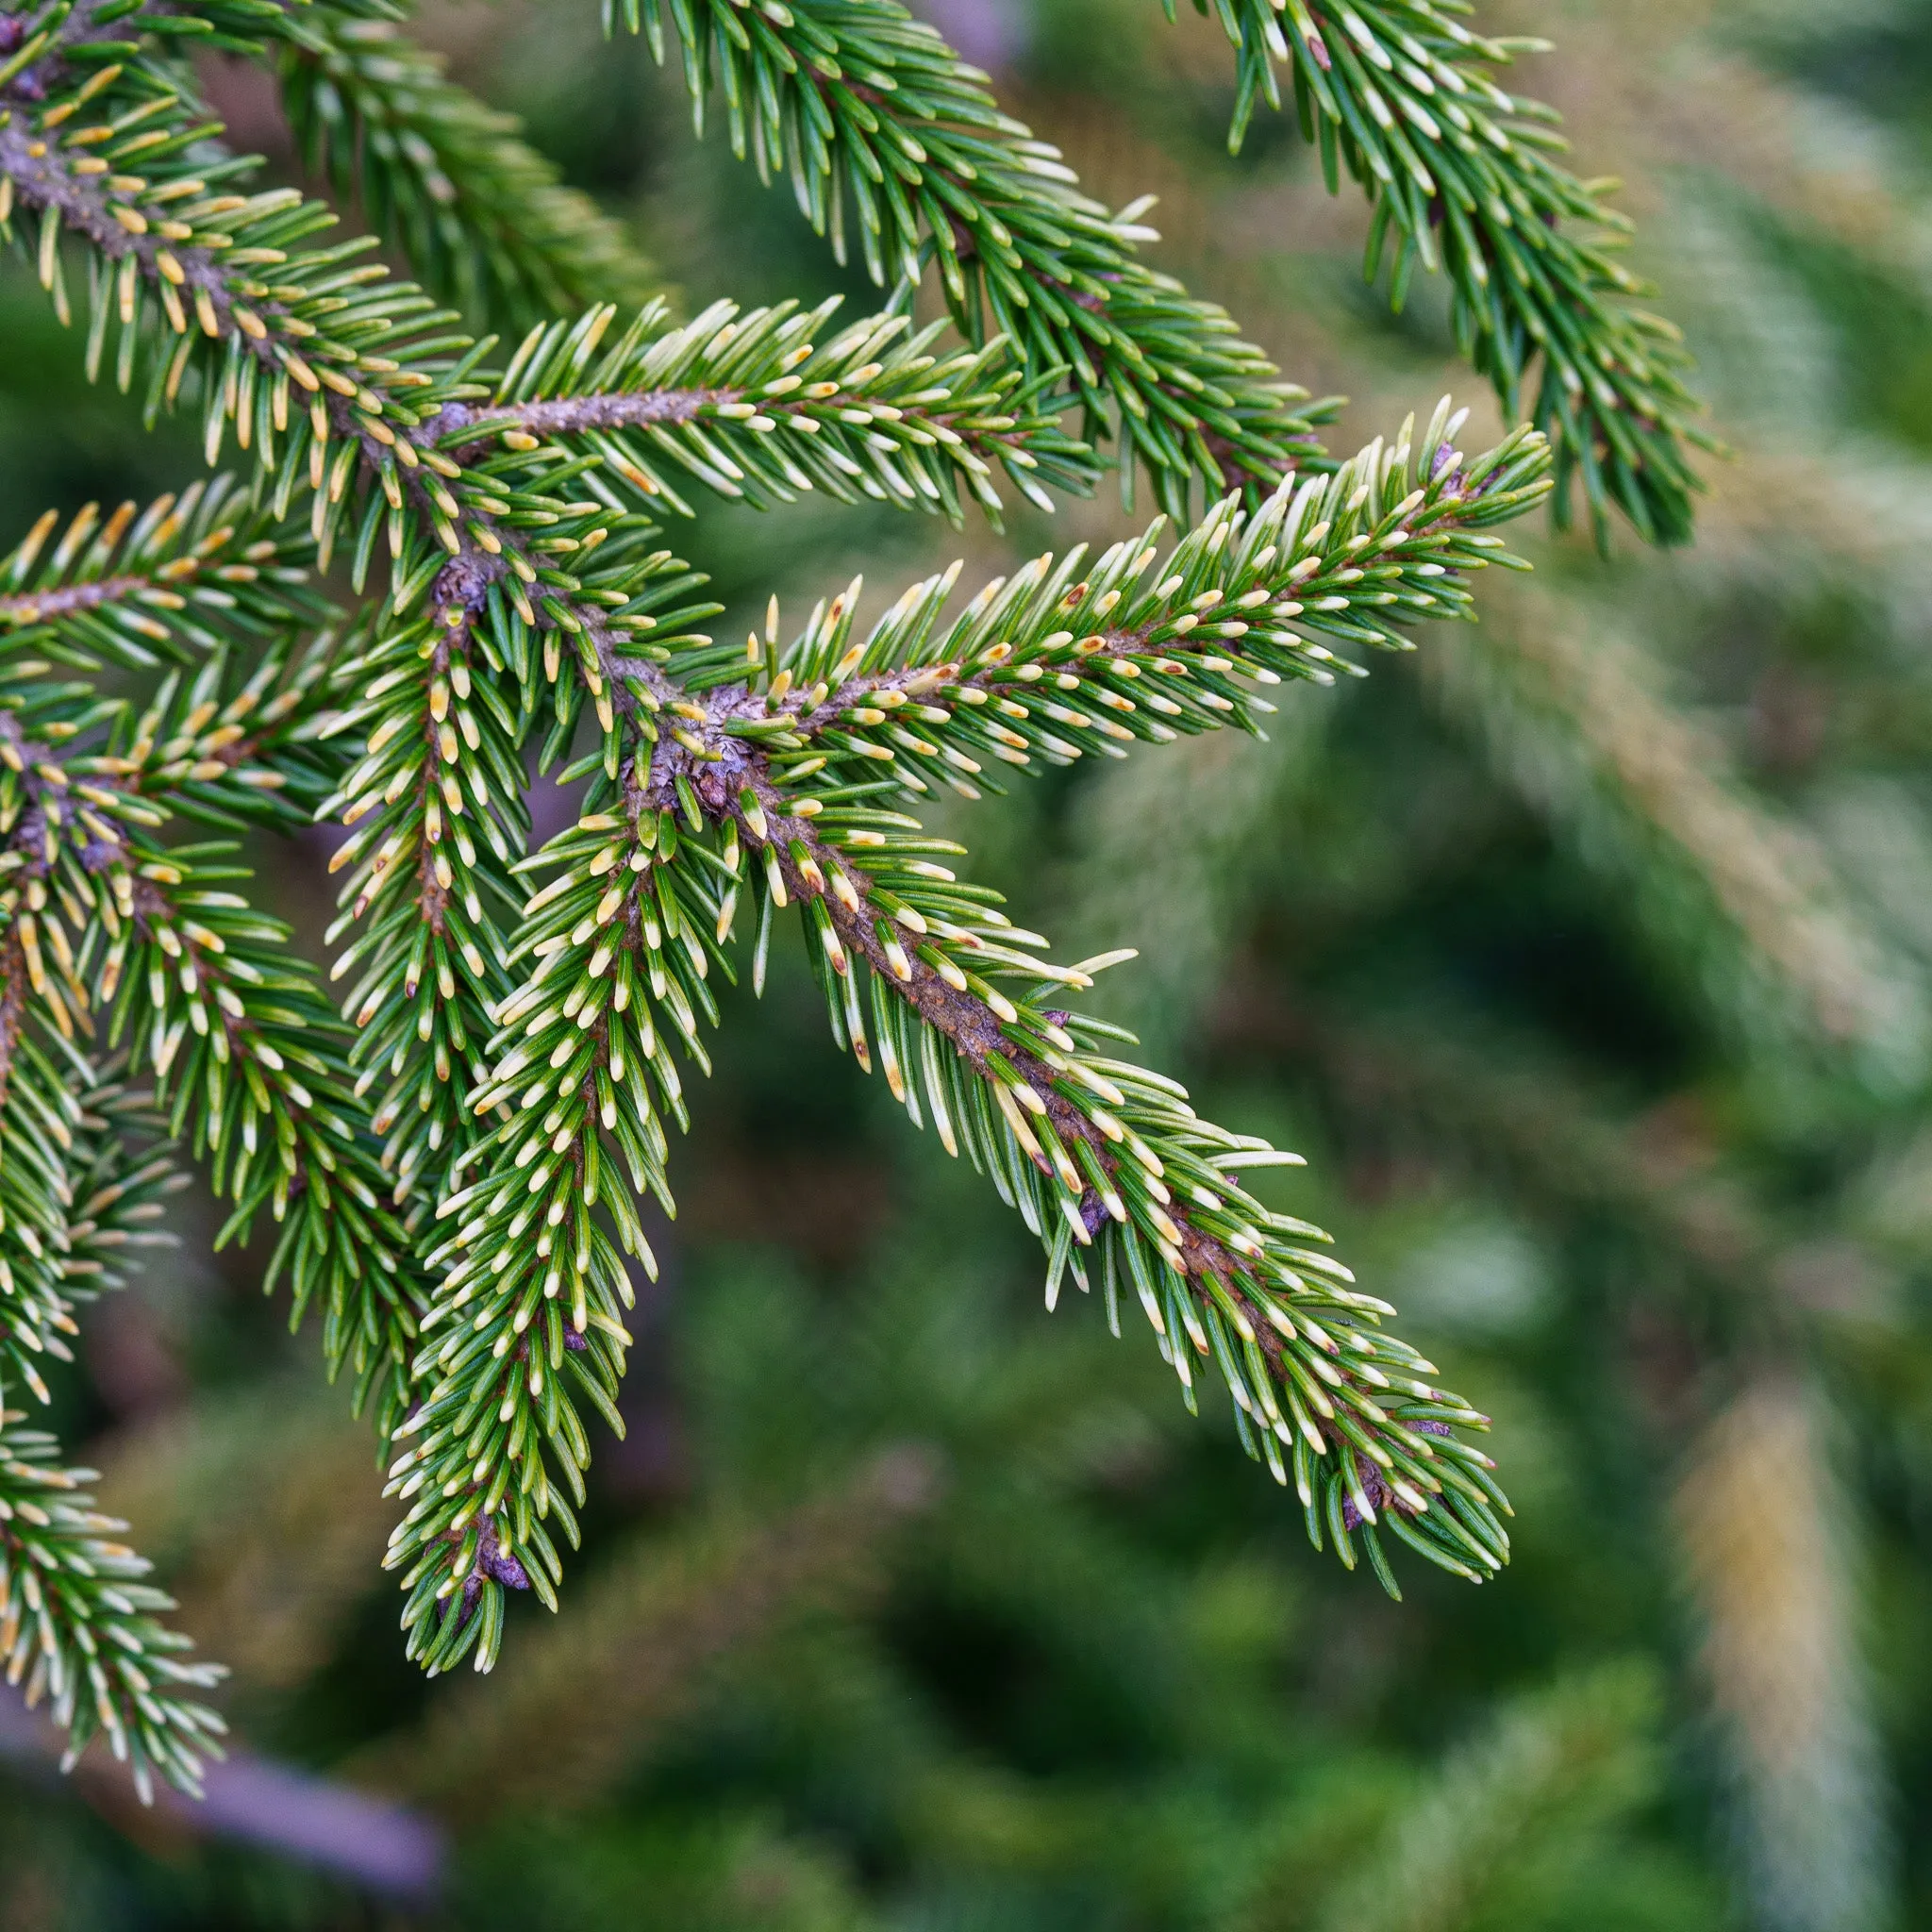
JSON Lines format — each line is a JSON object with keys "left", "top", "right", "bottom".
{"left": 0, "top": 0, "right": 1718, "bottom": 1831}
{"left": 11, "top": 0, "right": 1932, "bottom": 1921}
{"left": 0, "top": 1066, "right": 224, "bottom": 1800}
{"left": 1176, "top": 0, "right": 1714, "bottom": 544}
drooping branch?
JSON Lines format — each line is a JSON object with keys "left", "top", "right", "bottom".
{"left": 610, "top": 0, "right": 1339, "bottom": 513}
{"left": 0, "top": 1414, "right": 226, "bottom": 1803}
{"left": 1171, "top": 0, "right": 1713, "bottom": 546}
{"left": 668, "top": 753, "right": 1507, "bottom": 1583}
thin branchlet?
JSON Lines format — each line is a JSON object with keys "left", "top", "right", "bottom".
{"left": 0, "top": 930, "right": 26, "bottom": 1107}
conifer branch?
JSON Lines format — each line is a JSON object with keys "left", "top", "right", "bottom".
{"left": 418, "top": 296, "right": 1096, "bottom": 519}
{"left": 1178, "top": 0, "right": 1711, "bottom": 546}
{"left": 271, "top": 10, "right": 661, "bottom": 326}
{"left": 0, "top": 1043, "right": 221, "bottom": 1800}
{"left": 608, "top": 0, "right": 1337, "bottom": 514}
{"left": 0, "top": 674, "right": 425, "bottom": 1427}
{"left": 0, "top": 479, "right": 328, "bottom": 675}
{"left": 722, "top": 777, "right": 1510, "bottom": 1594}
{"left": 386, "top": 774, "right": 734, "bottom": 1674}
{"left": 0, "top": 0, "right": 1590, "bottom": 1704}
{"left": 758, "top": 404, "right": 1550, "bottom": 799}
{"left": 308, "top": 289, "right": 1078, "bottom": 1210}
{"left": 0, "top": 1040, "right": 177, "bottom": 1412}
{"left": 0, "top": 1412, "right": 226, "bottom": 1802}
{"left": 382, "top": 421, "right": 1548, "bottom": 1662}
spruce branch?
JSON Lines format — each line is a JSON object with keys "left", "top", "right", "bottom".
{"left": 758, "top": 403, "right": 1551, "bottom": 800}
{"left": 0, "top": 482, "right": 348, "bottom": 830}
{"left": 383, "top": 421, "right": 1548, "bottom": 1662}
{"left": 0, "top": 478, "right": 329, "bottom": 675}
{"left": 0, "top": 0, "right": 1587, "bottom": 1700}
{"left": 0, "top": 1034, "right": 178, "bottom": 1411}
{"left": 1177, "top": 0, "right": 1712, "bottom": 547}
{"left": 272, "top": 11, "right": 661, "bottom": 327}
{"left": 608, "top": 0, "right": 1337, "bottom": 514}
{"left": 0, "top": 1412, "right": 226, "bottom": 1802}
{"left": 0, "top": 1034, "right": 220, "bottom": 1801}
{"left": 299, "top": 286, "right": 1078, "bottom": 1211}
{"left": 0, "top": 669, "right": 426, "bottom": 1426}
{"left": 418, "top": 294, "right": 1096, "bottom": 519}
{"left": 720, "top": 774, "right": 1511, "bottom": 1595}
{"left": 386, "top": 774, "right": 736, "bottom": 1675}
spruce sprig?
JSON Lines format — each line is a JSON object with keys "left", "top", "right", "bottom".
{"left": 1174, "top": 0, "right": 1712, "bottom": 546}
{"left": 0, "top": 1041, "right": 180, "bottom": 1413}
{"left": 0, "top": 658, "right": 429, "bottom": 1433}
{"left": 383, "top": 419, "right": 1545, "bottom": 1668}
{"left": 608, "top": 0, "right": 1338, "bottom": 514}
{"left": 762, "top": 400, "right": 1550, "bottom": 799}
{"left": 0, "top": 476, "right": 326, "bottom": 673}
{"left": 0, "top": 1412, "right": 226, "bottom": 1801}
{"left": 0, "top": 0, "right": 1630, "bottom": 1783}
{"left": 0, "top": 1050, "right": 221, "bottom": 1801}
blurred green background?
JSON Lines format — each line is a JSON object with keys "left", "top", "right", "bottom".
{"left": 6, "top": 0, "right": 1932, "bottom": 1925}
